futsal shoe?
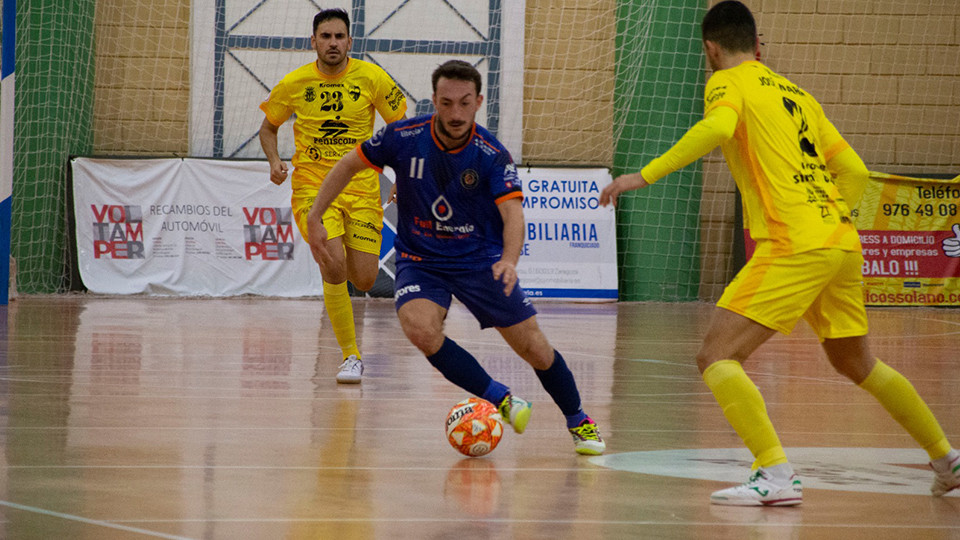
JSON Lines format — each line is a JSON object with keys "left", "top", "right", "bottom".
{"left": 569, "top": 417, "right": 605, "bottom": 455}
{"left": 497, "top": 394, "right": 532, "bottom": 434}
{"left": 930, "top": 450, "right": 960, "bottom": 497}
{"left": 710, "top": 466, "right": 803, "bottom": 507}
{"left": 336, "top": 355, "right": 363, "bottom": 384}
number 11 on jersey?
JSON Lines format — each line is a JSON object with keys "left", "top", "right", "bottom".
{"left": 410, "top": 157, "right": 424, "bottom": 179}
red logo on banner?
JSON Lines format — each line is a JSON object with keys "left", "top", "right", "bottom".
{"left": 91, "top": 204, "right": 145, "bottom": 259}
{"left": 243, "top": 207, "right": 295, "bottom": 260}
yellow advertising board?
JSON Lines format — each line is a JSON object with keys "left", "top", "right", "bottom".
{"left": 853, "top": 173, "right": 960, "bottom": 306}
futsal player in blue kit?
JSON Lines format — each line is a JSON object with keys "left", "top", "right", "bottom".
{"left": 305, "top": 60, "right": 605, "bottom": 455}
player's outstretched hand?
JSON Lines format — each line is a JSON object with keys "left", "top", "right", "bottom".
{"left": 943, "top": 223, "right": 960, "bottom": 257}
{"left": 492, "top": 260, "right": 518, "bottom": 296}
{"left": 269, "top": 161, "right": 289, "bottom": 185}
{"left": 599, "top": 172, "right": 650, "bottom": 207}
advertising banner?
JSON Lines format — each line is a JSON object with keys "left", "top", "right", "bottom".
{"left": 72, "top": 157, "right": 323, "bottom": 296}
{"left": 73, "top": 159, "right": 618, "bottom": 300}
{"left": 853, "top": 176, "right": 960, "bottom": 306}
{"left": 743, "top": 176, "right": 960, "bottom": 306}
{"left": 515, "top": 168, "right": 618, "bottom": 301}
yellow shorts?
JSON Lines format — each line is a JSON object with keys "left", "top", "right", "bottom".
{"left": 717, "top": 248, "right": 868, "bottom": 340}
{"left": 290, "top": 181, "right": 383, "bottom": 257}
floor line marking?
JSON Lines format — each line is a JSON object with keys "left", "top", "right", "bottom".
{"left": 0, "top": 500, "right": 194, "bottom": 540}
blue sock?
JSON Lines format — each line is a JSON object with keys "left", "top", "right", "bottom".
{"left": 481, "top": 379, "right": 510, "bottom": 407}
{"left": 426, "top": 337, "right": 493, "bottom": 398}
{"left": 534, "top": 350, "right": 586, "bottom": 428}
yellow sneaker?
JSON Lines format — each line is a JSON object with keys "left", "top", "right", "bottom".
{"left": 497, "top": 394, "right": 531, "bottom": 434}
{"left": 569, "top": 417, "right": 605, "bottom": 455}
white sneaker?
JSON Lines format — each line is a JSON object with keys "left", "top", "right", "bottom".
{"left": 930, "top": 450, "right": 960, "bottom": 497}
{"left": 711, "top": 467, "right": 803, "bottom": 507}
{"left": 336, "top": 355, "right": 363, "bottom": 384}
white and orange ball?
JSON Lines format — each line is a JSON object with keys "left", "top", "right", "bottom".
{"left": 445, "top": 398, "right": 503, "bottom": 457}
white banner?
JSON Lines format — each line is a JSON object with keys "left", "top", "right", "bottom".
{"left": 516, "top": 168, "right": 618, "bottom": 301}
{"left": 72, "top": 157, "right": 323, "bottom": 296}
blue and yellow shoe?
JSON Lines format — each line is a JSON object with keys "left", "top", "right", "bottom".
{"left": 569, "top": 417, "right": 605, "bottom": 455}
{"left": 497, "top": 394, "right": 532, "bottom": 434}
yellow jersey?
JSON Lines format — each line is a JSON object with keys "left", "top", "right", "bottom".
{"left": 260, "top": 57, "right": 407, "bottom": 196}
{"left": 705, "top": 61, "right": 860, "bottom": 258}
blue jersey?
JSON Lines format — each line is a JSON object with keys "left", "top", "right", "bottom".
{"left": 358, "top": 114, "right": 522, "bottom": 266}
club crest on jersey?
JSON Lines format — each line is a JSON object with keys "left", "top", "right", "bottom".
{"left": 304, "top": 87, "right": 317, "bottom": 103}
{"left": 432, "top": 195, "right": 453, "bottom": 222}
{"left": 460, "top": 169, "right": 479, "bottom": 190}
{"left": 368, "top": 127, "right": 385, "bottom": 147}
{"left": 349, "top": 85, "right": 361, "bottom": 102}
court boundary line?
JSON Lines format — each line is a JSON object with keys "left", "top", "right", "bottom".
{"left": 0, "top": 500, "right": 194, "bottom": 540}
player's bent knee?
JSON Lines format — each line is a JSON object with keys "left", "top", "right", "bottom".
{"left": 827, "top": 355, "right": 874, "bottom": 385}
{"left": 350, "top": 274, "right": 377, "bottom": 292}
{"left": 509, "top": 337, "right": 554, "bottom": 370}
{"left": 399, "top": 318, "right": 443, "bottom": 354}
{"left": 405, "top": 329, "right": 444, "bottom": 355}
{"left": 318, "top": 263, "right": 348, "bottom": 285}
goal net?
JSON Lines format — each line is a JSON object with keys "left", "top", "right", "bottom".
{"left": 7, "top": 0, "right": 960, "bottom": 300}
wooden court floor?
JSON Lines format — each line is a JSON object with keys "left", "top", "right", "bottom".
{"left": 0, "top": 295, "right": 958, "bottom": 539}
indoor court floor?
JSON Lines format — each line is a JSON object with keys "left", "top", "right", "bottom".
{"left": 0, "top": 295, "right": 958, "bottom": 539}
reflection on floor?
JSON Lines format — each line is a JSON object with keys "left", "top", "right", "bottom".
{"left": 0, "top": 296, "right": 958, "bottom": 539}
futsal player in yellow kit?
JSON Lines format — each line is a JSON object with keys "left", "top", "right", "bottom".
{"left": 601, "top": 0, "right": 959, "bottom": 506}
{"left": 259, "top": 8, "right": 407, "bottom": 383}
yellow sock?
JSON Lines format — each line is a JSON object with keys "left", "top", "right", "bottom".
{"left": 703, "top": 360, "right": 787, "bottom": 469}
{"left": 322, "top": 280, "right": 360, "bottom": 360}
{"left": 859, "top": 359, "right": 950, "bottom": 460}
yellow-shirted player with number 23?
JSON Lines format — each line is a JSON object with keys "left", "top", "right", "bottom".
{"left": 259, "top": 8, "right": 407, "bottom": 384}
{"left": 601, "top": 0, "right": 959, "bottom": 507}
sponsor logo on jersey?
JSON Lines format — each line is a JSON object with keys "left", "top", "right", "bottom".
{"left": 503, "top": 163, "right": 520, "bottom": 190}
{"left": 432, "top": 195, "right": 453, "bottom": 222}
{"left": 386, "top": 86, "right": 405, "bottom": 111}
{"left": 352, "top": 232, "right": 376, "bottom": 244}
{"left": 312, "top": 117, "right": 357, "bottom": 148}
{"left": 706, "top": 85, "right": 727, "bottom": 105}
{"left": 318, "top": 118, "right": 349, "bottom": 139}
{"left": 395, "top": 284, "right": 421, "bottom": 299}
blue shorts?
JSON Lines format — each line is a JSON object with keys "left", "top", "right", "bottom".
{"left": 394, "top": 261, "right": 537, "bottom": 329}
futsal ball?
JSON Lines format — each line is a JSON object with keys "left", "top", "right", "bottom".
{"left": 445, "top": 398, "right": 503, "bottom": 457}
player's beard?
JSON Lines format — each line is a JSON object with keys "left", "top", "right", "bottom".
{"left": 435, "top": 117, "right": 472, "bottom": 150}
{"left": 318, "top": 48, "right": 346, "bottom": 70}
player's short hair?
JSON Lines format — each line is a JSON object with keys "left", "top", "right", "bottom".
{"left": 431, "top": 60, "right": 482, "bottom": 95}
{"left": 701, "top": 0, "right": 757, "bottom": 53}
{"left": 313, "top": 8, "right": 350, "bottom": 35}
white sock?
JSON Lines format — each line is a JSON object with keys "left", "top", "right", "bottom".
{"left": 931, "top": 449, "right": 959, "bottom": 471}
{"left": 764, "top": 462, "right": 796, "bottom": 481}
